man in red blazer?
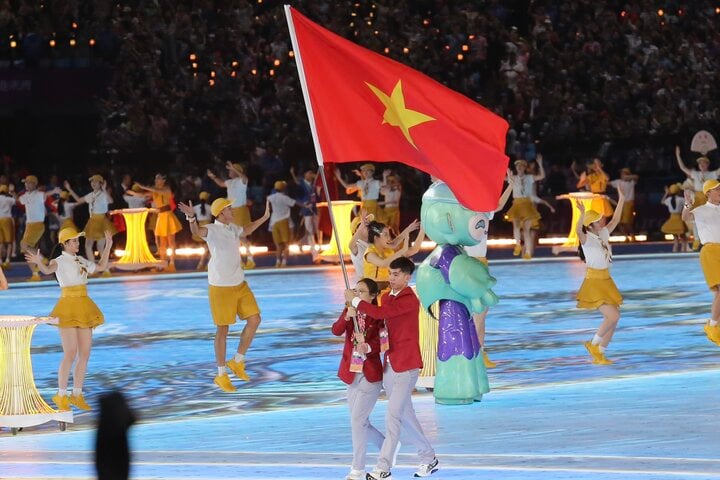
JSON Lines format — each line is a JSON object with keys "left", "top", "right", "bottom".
{"left": 346, "top": 257, "right": 439, "bottom": 480}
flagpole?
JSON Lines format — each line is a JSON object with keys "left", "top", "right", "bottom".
{"left": 285, "top": 5, "right": 351, "bottom": 290}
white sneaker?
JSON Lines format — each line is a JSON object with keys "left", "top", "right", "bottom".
{"left": 366, "top": 470, "right": 392, "bottom": 480}
{"left": 391, "top": 441, "right": 401, "bottom": 468}
{"left": 345, "top": 469, "right": 365, "bottom": 480}
{"left": 414, "top": 457, "right": 439, "bottom": 477}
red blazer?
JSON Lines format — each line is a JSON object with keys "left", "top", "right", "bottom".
{"left": 357, "top": 286, "right": 422, "bottom": 372}
{"left": 331, "top": 307, "right": 384, "bottom": 385}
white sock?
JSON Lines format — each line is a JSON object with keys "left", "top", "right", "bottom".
{"left": 710, "top": 320, "right": 719, "bottom": 327}
{"left": 599, "top": 345, "right": 607, "bottom": 353}
{"left": 217, "top": 366, "right": 226, "bottom": 376}
{"left": 72, "top": 388, "right": 82, "bottom": 396}
{"left": 592, "top": 334, "right": 603, "bottom": 345}
{"left": 58, "top": 389, "right": 67, "bottom": 397}
{"left": 234, "top": 353, "right": 245, "bottom": 363}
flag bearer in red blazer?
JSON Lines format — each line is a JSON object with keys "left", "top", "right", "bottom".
{"left": 333, "top": 278, "right": 386, "bottom": 480}
{"left": 346, "top": 257, "right": 439, "bottom": 480}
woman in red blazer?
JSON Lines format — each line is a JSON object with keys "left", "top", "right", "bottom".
{"left": 332, "top": 278, "right": 386, "bottom": 480}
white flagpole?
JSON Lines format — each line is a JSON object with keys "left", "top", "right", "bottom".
{"left": 284, "top": 5, "right": 352, "bottom": 290}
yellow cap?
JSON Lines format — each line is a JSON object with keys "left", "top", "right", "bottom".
{"left": 668, "top": 183, "right": 681, "bottom": 195}
{"left": 360, "top": 163, "right": 375, "bottom": 172}
{"left": 0, "top": 185, "right": 7, "bottom": 193}
{"left": 703, "top": 179, "right": 720, "bottom": 195}
{"left": 696, "top": 156, "right": 710, "bottom": 164}
{"left": 59, "top": 190, "right": 70, "bottom": 199}
{"left": 89, "top": 174, "right": 104, "bottom": 183}
{"left": 199, "top": 191, "right": 210, "bottom": 201}
{"left": 228, "top": 163, "right": 244, "bottom": 174}
{"left": 59, "top": 227, "right": 85, "bottom": 244}
{"left": 274, "top": 180, "right": 287, "bottom": 191}
{"left": 24, "top": 175, "right": 38, "bottom": 184}
{"left": 514, "top": 159, "right": 528, "bottom": 168}
{"left": 131, "top": 184, "right": 142, "bottom": 192}
{"left": 211, "top": 198, "right": 232, "bottom": 217}
{"left": 582, "top": 210, "right": 602, "bottom": 227}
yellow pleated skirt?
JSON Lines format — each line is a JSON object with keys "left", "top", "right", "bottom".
{"left": 590, "top": 197, "right": 614, "bottom": 218}
{"left": 661, "top": 213, "right": 687, "bottom": 235}
{"left": 83, "top": 214, "right": 116, "bottom": 240}
{"left": 155, "top": 211, "right": 182, "bottom": 237}
{"left": 506, "top": 197, "right": 541, "bottom": 223}
{"left": 60, "top": 218, "right": 78, "bottom": 232}
{"left": 382, "top": 206, "right": 400, "bottom": 232}
{"left": 700, "top": 243, "right": 720, "bottom": 290}
{"left": 231, "top": 206, "right": 251, "bottom": 227}
{"left": 50, "top": 285, "right": 104, "bottom": 328}
{"left": 576, "top": 267, "right": 623, "bottom": 309}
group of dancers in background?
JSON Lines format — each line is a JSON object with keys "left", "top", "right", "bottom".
{"left": 1, "top": 148, "right": 719, "bottom": 480}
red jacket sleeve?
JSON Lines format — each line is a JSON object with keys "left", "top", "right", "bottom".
{"left": 331, "top": 308, "right": 350, "bottom": 336}
{"left": 356, "top": 293, "right": 417, "bottom": 323}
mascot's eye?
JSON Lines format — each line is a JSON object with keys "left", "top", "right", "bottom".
{"left": 468, "top": 214, "right": 487, "bottom": 241}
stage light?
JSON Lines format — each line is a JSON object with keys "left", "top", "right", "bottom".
{"left": 231, "top": 71, "right": 237, "bottom": 77}
{"left": 384, "top": 47, "right": 390, "bottom": 54}
{"left": 461, "top": 44, "right": 469, "bottom": 52}
{"left": 189, "top": 53, "right": 197, "bottom": 61}
{"left": 192, "top": 62, "right": 198, "bottom": 69}
{"left": 273, "top": 59, "right": 280, "bottom": 66}
{"left": 468, "top": 35, "right": 475, "bottom": 40}
{"left": 657, "top": 9, "right": 664, "bottom": 16}
{"left": 49, "top": 39, "right": 56, "bottom": 48}
{"left": 423, "top": 19, "right": 430, "bottom": 26}
{"left": 208, "top": 79, "right": 215, "bottom": 86}
{"left": 72, "top": 22, "right": 78, "bottom": 29}
{"left": 210, "top": 70, "right": 216, "bottom": 78}
{"left": 269, "top": 69, "right": 275, "bottom": 76}
{"left": 10, "top": 40, "right": 16, "bottom": 48}
{"left": 444, "top": 45, "right": 450, "bottom": 51}
{"left": 716, "top": 7, "right": 720, "bottom": 14}
{"left": 620, "top": 10, "right": 627, "bottom": 17}
{"left": 374, "top": 30, "right": 379, "bottom": 35}
{"left": 366, "top": 20, "right": 372, "bottom": 26}
{"left": 232, "top": 60, "right": 239, "bottom": 67}
{"left": 89, "top": 38, "right": 96, "bottom": 46}
{"left": 457, "top": 53, "right": 464, "bottom": 61}
{"left": 251, "top": 68, "right": 257, "bottom": 75}
{"left": 69, "top": 38, "right": 76, "bottom": 47}
{"left": 403, "top": 47, "right": 409, "bottom": 54}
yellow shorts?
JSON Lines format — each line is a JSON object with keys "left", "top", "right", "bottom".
{"left": 0, "top": 217, "right": 14, "bottom": 243}
{"left": 272, "top": 219, "right": 291, "bottom": 245}
{"left": 661, "top": 213, "right": 686, "bottom": 235}
{"left": 232, "top": 206, "right": 251, "bottom": 227}
{"left": 362, "top": 199, "right": 379, "bottom": 219}
{"left": 83, "top": 214, "right": 116, "bottom": 241}
{"left": 22, "top": 221, "right": 45, "bottom": 248}
{"left": 61, "top": 218, "right": 78, "bottom": 231}
{"left": 620, "top": 200, "right": 634, "bottom": 225}
{"left": 192, "top": 220, "right": 211, "bottom": 242}
{"left": 700, "top": 243, "right": 720, "bottom": 290}
{"left": 506, "top": 198, "right": 541, "bottom": 223}
{"left": 382, "top": 206, "right": 400, "bottom": 231}
{"left": 576, "top": 268, "right": 623, "bottom": 309}
{"left": 155, "top": 211, "right": 182, "bottom": 237}
{"left": 693, "top": 191, "right": 708, "bottom": 209}
{"left": 209, "top": 282, "right": 260, "bottom": 326}
{"left": 50, "top": 285, "right": 104, "bottom": 329}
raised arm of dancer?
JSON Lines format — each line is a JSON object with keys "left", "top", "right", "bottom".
{"left": 349, "top": 211, "right": 369, "bottom": 256}
{"left": 495, "top": 182, "right": 514, "bottom": 212}
{"left": 136, "top": 183, "right": 165, "bottom": 194}
{"left": 63, "top": 181, "right": 85, "bottom": 204}
{"left": 389, "top": 219, "right": 420, "bottom": 249}
{"left": 225, "top": 161, "right": 247, "bottom": 183}
{"left": 570, "top": 161, "right": 581, "bottom": 180}
{"left": 593, "top": 158, "right": 609, "bottom": 181}
{"left": 606, "top": 189, "right": 625, "bottom": 233}
{"left": 533, "top": 154, "right": 546, "bottom": 181}
{"left": 366, "top": 238, "right": 409, "bottom": 268}
{"left": 24, "top": 249, "right": 58, "bottom": 275}
{"left": 334, "top": 169, "right": 358, "bottom": 193}
{"left": 206, "top": 169, "right": 227, "bottom": 188}
{"left": 681, "top": 189, "right": 695, "bottom": 223}
{"left": 576, "top": 170, "right": 589, "bottom": 189}
{"left": 178, "top": 201, "right": 209, "bottom": 238}
{"left": 95, "top": 230, "right": 114, "bottom": 272}
{"left": 405, "top": 227, "right": 426, "bottom": 257}
{"left": 242, "top": 199, "right": 271, "bottom": 236}
{"left": 675, "top": 146, "right": 693, "bottom": 177}
{"left": 575, "top": 201, "right": 587, "bottom": 245}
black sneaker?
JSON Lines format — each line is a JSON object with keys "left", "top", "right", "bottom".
{"left": 366, "top": 470, "right": 392, "bottom": 480}
{"left": 414, "top": 457, "right": 439, "bottom": 477}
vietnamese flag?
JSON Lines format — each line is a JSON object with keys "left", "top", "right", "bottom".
{"left": 285, "top": 6, "right": 509, "bottom": 212}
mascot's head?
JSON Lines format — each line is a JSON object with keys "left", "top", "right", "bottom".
{"left": 421, "top": 181, "right": 491, "bottom": 246}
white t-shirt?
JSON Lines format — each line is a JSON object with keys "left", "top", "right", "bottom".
{"left": 356, "top": 179, "right": 381, "bottom": 201}
{"left": 53, "top": 251, "right": 97, "bottom": 288}
{"left": 511, "top": 175, "right": 534, "bottom": 198}
{"left": 610, "top": 179, "right": 636, "bottom": 201}
{"left": 123, "top": 194, "right": 147, "bottom": 209}
{"left": 350, "top": 239, "right": 369, "bottom": 283}
{"left": 226, "top": 177, "right": 248, "bottom": 207}
{"left": 59, "top": 201, "right": 77, "bottom": 221}
{"left": 690, "top": 170, "right": 720, "bottom": 192}
{"left": 463, "top": 212, "right": 494, "bottom": 258}
{"left": 268, "top": 192, "right": 296, "bottom": 229}
{"left": 202, "top": 221, "right": 245, "bottom": 286}
{"left": 381, "top": 186, "right": 401, "bottom": 207}
{"left": 19, "top": 190, "right": 46, "bottom": 223}
{"left": 663, "top": 196, "right": 683, "bottom": 214}
{"left": 692, "top": 202, "right": 720, "bottom": 244}
{"left": 0, "top": 196, "right": 14, "bottom": 218}
{"left": 193, "top": 203, "right": 213, "bottom": 222}
{"left": 582, "top": 227, "right": 612, "bottom": 270}
{"left": 83, "top": 190, "right": 111, "bottom": 215}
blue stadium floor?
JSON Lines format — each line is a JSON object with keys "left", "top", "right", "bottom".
{"left": 1, "top": 255, "right": 719, "bottom": 480}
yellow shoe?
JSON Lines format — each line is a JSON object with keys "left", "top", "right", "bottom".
{"left": 522, "top": 252, "right": 532, "bottom": 260}
{"left": 227, "top": 359, "right": 250, "bottom": 381}
{"left": 512, "top": 245, "right": 522, "bottom": 256}
{"left": 593, "top": 353, "right": 614, "bottom": 365}
{"left": 703, "top": 323, "right": 720, "bottom": 346}
{"left": 28, "top": 273, "right": 41, "bottom": 282}
{"left": 482, "top": 350, "right": 497, "bottom": 368}
{"left": 101, "top": 270, "right": 112, "bottom": 278}
{"left": 244, "top": 258, "right": 256, "bottom": 270}
{"left": 692, "top": 239, "right": 700, "bottom": 251}
{"left": 584, "top": 341, "right": 601, "bottom": 361}
{"left": 52, "top": 394, "right": 71, "bottom": 411}
{"left": 69, "top": 393, "right": 92, "bottom": 411}
{"left": 214, "top": 373, "right": 237, "bottom": 392}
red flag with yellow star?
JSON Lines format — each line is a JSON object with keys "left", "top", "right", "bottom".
{"left": 286, "top": 7, "right": 509, "bottom": 211}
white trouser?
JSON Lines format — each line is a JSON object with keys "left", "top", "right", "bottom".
{"left": 376, "top": 363, "right": 435, "bottom": 471}
{"left": 348, "top": 373, "right": 384, "bottom": 471}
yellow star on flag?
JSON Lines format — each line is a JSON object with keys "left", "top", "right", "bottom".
{"left": 366, "top": 79, "right": 436, "bottom": 149}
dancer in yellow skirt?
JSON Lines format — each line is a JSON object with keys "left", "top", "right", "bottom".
{"left": 134, "top": 174, "right": 182, "bottom": 272}
{"left": 24, "top": 227, "right": 113, "bottom": 411}
{"left": 506, "top": 156, "right": 545, "bottom": 259}
{"left": 610, "top": 168, "right": 639, "bottom": 240}
{"left": 64, "top": 175, "right": 116, "bottom": 264}
{"left": 0, "top": 184, "right": 15, "bottom": 268}
{"left": 192, "top": 191, "right": 213, "bottom": 270}
{"left": 576, "top": 187, "right": 626, "bottom": 365}
{"left": 379, "top": 170, "right": 402, "bottom": 234}
{"left": 682, "top": 180, "right": 720, "bottom": 345}
{"left": 18, "top": 175, "right": 60, "bottom": 281}
{"left": 661, "top": 184, "right": 688, "bottom": 252}
{"left": 336, "top": 163, "right": 382, "bottom": 219}
{"left": 577, "top": 158, "right": 614, "bottom": 218}
{"left": 177, "top": 197, "right": 270, "bottom": 392}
